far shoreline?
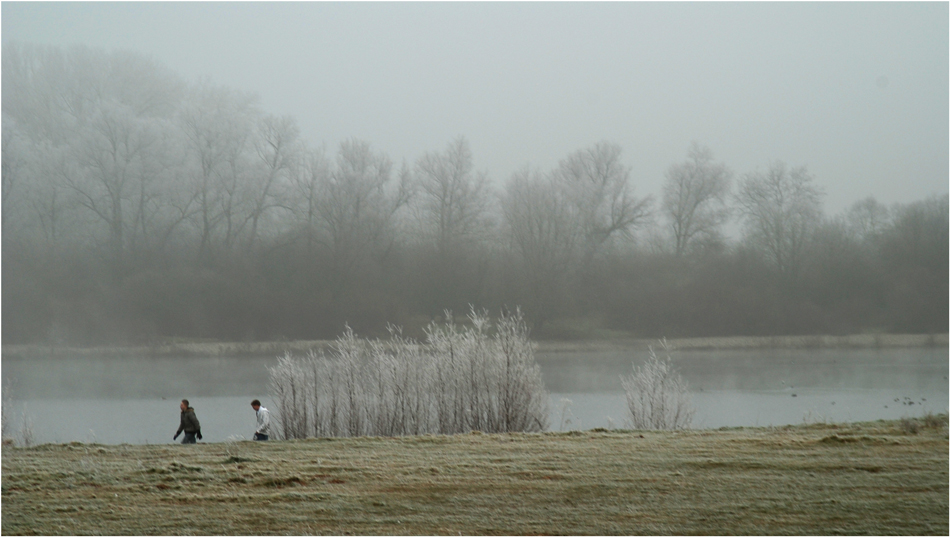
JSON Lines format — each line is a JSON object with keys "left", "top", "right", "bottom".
{"left": 2, "top": 332, "right": 947, "bottom": 359}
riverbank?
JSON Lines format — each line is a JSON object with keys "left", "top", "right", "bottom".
{"left": 2, "top": 418, "right": 947, "bottom": 535}
{"left": 2, "top": 332, "right": 947, "bottom": 359}
{"left": 538, "top": 332, "right": 950, "bottom": 353}
{"left": 1, "top": 339, "right": 335, "bottom": 359}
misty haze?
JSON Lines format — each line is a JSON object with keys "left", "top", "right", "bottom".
{"left": 1, "top": 3, "right": 947, "bottom": 535}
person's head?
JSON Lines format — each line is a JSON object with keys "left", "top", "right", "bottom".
{"left": 180, "top": 399, "right": 189, "bottom": 411}
{"left": 251, "top": 399, "right": 261, "bottom": 411}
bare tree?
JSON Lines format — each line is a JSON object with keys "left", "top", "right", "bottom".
{"left": 21, "top": 144, "right": 75, "bottom": 251}
{"left": 500, "top": 142, "right": 650, "bottom": 327}
{"left": 216, "top": 124, "right": 255, "bottom": 254}
{"left": 62, "top": 101, "right": 159, "bottom": 273}
{"left": 877, "top": 194, "right": 949, "bottom": 332}
{"left": 412, "top": 136, "right": 492, "bottom": 253}
{"left": 3, "top": 44, "right": 85, "bottom": 251}
{"left": 112, "top": 113, "right": 200, "bottom": 264}
{"left": 662, "top": 142, "right": 732, "bottom": 256}
{"left": 246, "top": 114, "right": 300, "bottom": 250}
{"left": 178, "top": 82, "right": 259, "bottom": 263}
{"left": 882, "top": 194, "right": 948, "bottom": 265}
{"left": 846, "top": 196, "right": 891, "bottom": 242}
{"left": 1, "top": 117, "right": 23, "bottom": 232}
{"left": 3, "top": 43, "right": 182, "bottom": 143}
{"left": 411, "top": 137, "right": 493, "bottom": 312}
{"left": 4, "top": 44, "right": 186, "bottom": 273}
{"left": 314, "top": 139, "right": 411, "bottom": 303}
{"left": 500, "top": 167, "right": 581, "bottom": 326}
{"left": 552, "top": 141, "right": 652, "bottom": 264}
{"left": 735, "top": 161, "right": 823, "bottom": 278}
{"left": 289, "top": 146, "right": 331, "bottom": 257}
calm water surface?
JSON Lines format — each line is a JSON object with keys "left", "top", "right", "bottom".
{"left": 3, "top": 347, "right": 946, "bottom": 444}
{"left": 542, "top": 347, "right": 948, "bottom": 430}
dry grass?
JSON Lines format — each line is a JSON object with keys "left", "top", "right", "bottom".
{"left": 2, "top": 419, "right": 947, "bottom": 535}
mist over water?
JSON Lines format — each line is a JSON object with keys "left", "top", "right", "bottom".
{"left": 1, "top": 4, "right": 946, "bottom": 451}
{"left": 4, "top": 348, "right": 946, "bottom": 444}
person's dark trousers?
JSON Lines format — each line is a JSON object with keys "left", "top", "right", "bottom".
{"left": 254, "top": 433, "right": 269, "bottom": 441}
{"left": 181, "top": 432, "right": 197, "bottom": 444}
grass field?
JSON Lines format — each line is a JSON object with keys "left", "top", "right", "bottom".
{"left": 2, "top": 418, "right": 947, "bottom": 535}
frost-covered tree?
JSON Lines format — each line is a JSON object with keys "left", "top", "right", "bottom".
{"left": 268, "top": 308, "right": 548, "bottom": 439}
{"left": 622, "top": 341, "right": 694, "bottom": 430}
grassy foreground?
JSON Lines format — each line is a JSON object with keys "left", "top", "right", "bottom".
{"left": 2, "top": 420, "right": 947, "bottom": 535}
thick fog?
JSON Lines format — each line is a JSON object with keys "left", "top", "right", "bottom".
{"left": 1, "top": 3, "right": 947, "bottom": 345}
{"left": 4, "top": 2, "right": 947, "bottom": 214}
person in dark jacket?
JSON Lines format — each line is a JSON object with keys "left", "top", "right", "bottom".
{"left": 173, "top": 399, "right": 202, "bottom": 444}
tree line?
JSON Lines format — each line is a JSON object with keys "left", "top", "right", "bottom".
{"left": 2, "top": 43, "right": 947, "bottom": 345}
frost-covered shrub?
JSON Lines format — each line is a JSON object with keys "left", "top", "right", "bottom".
{"left": 269, "top": 308, "right": 548, "bottom": 439}
{"left": 622, "top": 340, "right": 695, "bottom": 430}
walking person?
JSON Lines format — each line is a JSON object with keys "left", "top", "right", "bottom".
{"left": 251, "top": 399, "right": 270, "bottom": 441}
{"left": 173, "top": 399, "right": 202, "bottom": 444}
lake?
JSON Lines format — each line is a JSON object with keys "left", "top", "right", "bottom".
{"left": 2, "top": 346, "right": 946, "bottom": 444}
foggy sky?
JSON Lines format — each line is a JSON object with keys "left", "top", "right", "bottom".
{"left": 3, "top": 2, "right": 947, "bottom": 214}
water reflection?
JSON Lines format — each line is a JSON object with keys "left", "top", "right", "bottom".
{"left": 2, "top": 347, "right": 946, "bottom": 444}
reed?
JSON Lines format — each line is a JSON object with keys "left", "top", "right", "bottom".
{"left": 268, "top": 308, "right": 549, "bottom": 438}
{"left": 622, "top": 339, "right": 695, "bottom": 430}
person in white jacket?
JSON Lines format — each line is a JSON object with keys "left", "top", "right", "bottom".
{"left": 251, "top": 399, "right": 270, "bottom": 440}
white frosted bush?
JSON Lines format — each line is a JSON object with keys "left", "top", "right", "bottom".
{"left": 269, "top": 308, "right": 548, "bottom": 439}
{"left": 622, "top": 340, "right": 695, "bottom": 430}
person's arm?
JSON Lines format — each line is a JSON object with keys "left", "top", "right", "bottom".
{"left": 188, "top": 413, "right": 200, "bottom": 432}
{"left": 191, "top": 414, "right": 202, "bottom": 439}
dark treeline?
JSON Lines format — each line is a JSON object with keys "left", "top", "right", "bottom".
{"left": 3, "top": 43, "right": 947, "bottom": 345}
